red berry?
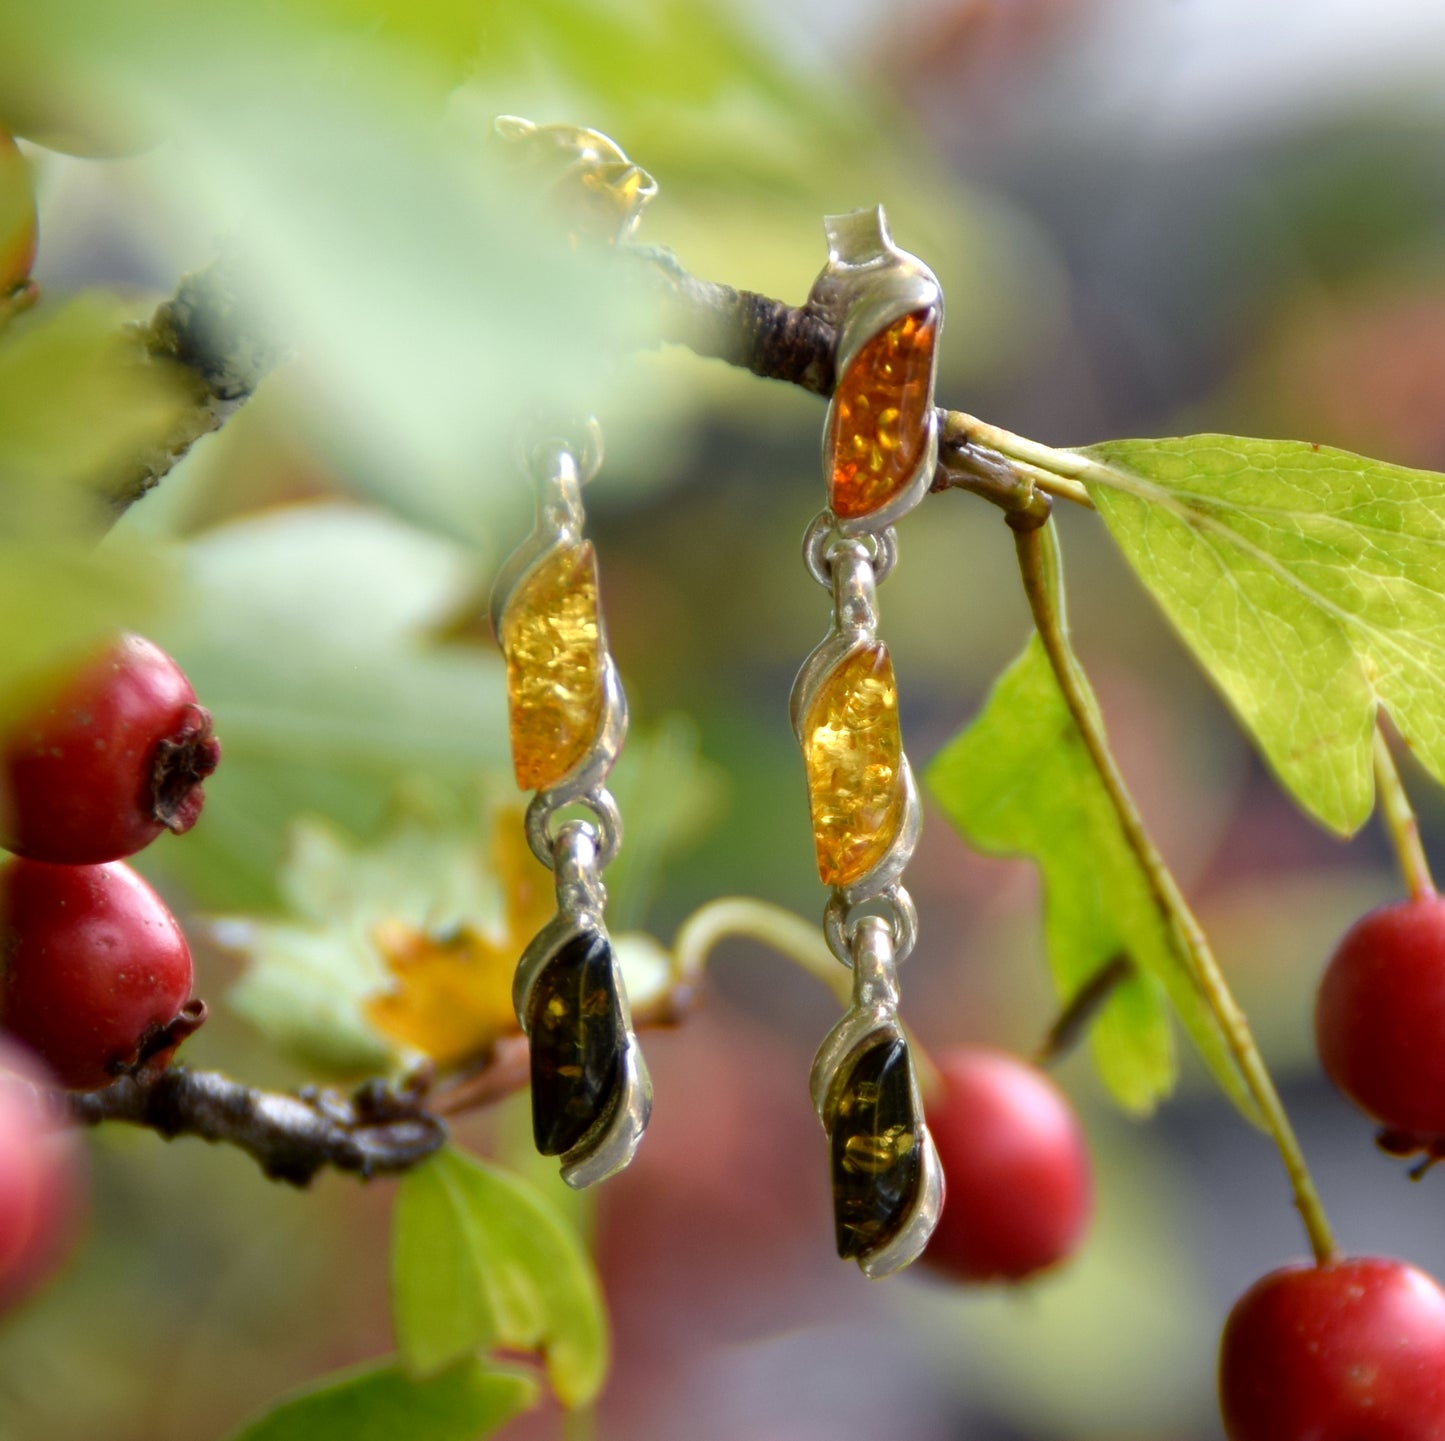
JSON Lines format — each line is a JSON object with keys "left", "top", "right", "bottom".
{"left": 2, "top": 633, "right": 221, "bottom": 865}
{"left": 1315, "top": 895, "right": 1445, "bottom": 1140}
{"left": 0, "top": 859, "right": 197, "bottom": 1091}
{"left": 921, "top": 1047, "right": 1092, "bottom": 1283}
{"left": 0, "top": 129, "right": 37, "bottom": 295}
{"left": 0, "top": 1038, "right": 85, "bottom": 1314}
{"left": 1219, "top": 1257, "right": 1445, "bottom": 1440}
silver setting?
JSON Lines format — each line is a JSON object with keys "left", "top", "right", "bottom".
{"left": 811, "top": 206, "right": 943, "bottom": 537}
{"left": 492, "top": 418, "right": 649, "bottom": 1186}
{"left": 492, "top": 116, "right": 658, "bottom": 244}
{"left": 512, "top": 824, "right": 652, "bottom": 1190}
{"left": 809, "top": 918, "right": 944, "bottom": 1279}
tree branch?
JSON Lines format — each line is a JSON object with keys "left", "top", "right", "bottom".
{"left": 623, "top": 245, "right": 838, "bottom": 395}
{"left": 108, "top": 252, "right": 289, "bottom": 515}
{"left": 66, "top": 977, "right": 704, "bottom": 1184}
{"left": 112, "top": 242, "right": 1086, "bottom": 526}
{"left": 69, "top": 1065, "right": 446, "bottom": 1186}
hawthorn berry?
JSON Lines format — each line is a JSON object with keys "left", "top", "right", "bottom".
{"left": 1314, "top": 894, "right": 1445, "bottom": 1147}
{"left": 1, "top": 633, "right": 221, "bottom": 865}
{"left": 0, "top": 858, "right": 198, "bottom": 1091}
{"left": 1219, "top": 1256, "right": 1445, "bottom": 1440}
{"left": 0, "top": 129, "right": 36, "bottom": 296}
{"left": 0, "top": 1038, "right": 85, "bottom": 1314}
{"left": 921, "top": 1047, "right": 1092, "bottom": 1283}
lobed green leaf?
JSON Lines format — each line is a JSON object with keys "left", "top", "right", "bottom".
{"left": 1082, "top": 435, "right": 1445, "bottom": 835}
{"left": 392, "top": 1147, "right": 608, "bottom": 1408}
{"left": 927, "top": 637, "right": 1256, "bottom": 1122}
{"left": 225, "top": 1357, "right": 538, "bottom": 1441}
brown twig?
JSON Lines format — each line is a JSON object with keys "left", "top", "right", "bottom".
{"left": 69, "top": 976, "right": 705, "bottom": 1182}
{"left": 69, "top": 1065, "right": 447, "bottom": 1186}
{"left": 112, "top": 242, "right": 1079, "bottom": 526}
{"left": 623, "top": 245, "right": 838, "bottom": 395}
{"left": 107, "top": 251, "right": 289, "bottom": 515}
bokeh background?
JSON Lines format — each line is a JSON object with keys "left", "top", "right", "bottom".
{"left": 5, "top": 1, "right": 1445, "bottom": 1438}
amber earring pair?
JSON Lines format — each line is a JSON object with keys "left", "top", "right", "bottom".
{"left": 491, "top": 189, "right": 944, "bottom": 1273}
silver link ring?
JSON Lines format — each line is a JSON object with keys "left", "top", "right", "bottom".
{"left": 519, "top": 414, "right": 605, "bottom": 486}
{"left": 824, "top": 884, "right": 918, "bottom": 967}
{"left": 803, "top": 510, "right": 897, "bottom": 590}
{"left": 526, "top": 787, "right": 623, "bottom": 872}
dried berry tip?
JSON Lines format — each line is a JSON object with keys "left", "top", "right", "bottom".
{"left": 150, "top": 704, "right": 221, "bottom": 834}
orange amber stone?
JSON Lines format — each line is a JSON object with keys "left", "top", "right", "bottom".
{"left": 827, "top": 309, "right": 937, "bottom": 520}
{"left": 802, "top": 641, "right": 906, "bottom": 887}
{"left": 500, "top": 541, "right": 605, "bottom": 791}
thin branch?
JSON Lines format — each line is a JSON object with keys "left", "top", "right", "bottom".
{"left": 69, "top": 1065, "right": 446, "bottom": 1186}
{"left": 107, "top": 252, "right": 289, "bottom": 515}
{"left": 67, "top": 969, "right": 708, "bottom": 1180}
{"left": 622, "top": 245, "right": 838, "bottom": 395}
{"left": 109, "top": 241, "right": 1098, "bottom": 525}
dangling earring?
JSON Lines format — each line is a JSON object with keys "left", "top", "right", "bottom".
{"left": 793, "top": 207, "right": 944, "bottom": 1275}
{"left": 491, "top": 417, "right": 651, "bottom": 1187}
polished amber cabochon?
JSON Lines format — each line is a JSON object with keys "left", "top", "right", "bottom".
{"left": 827, "top": 308, "right": 937, "bottom": 521}
{"left": 500, "top": 541, "right": 605, "bottom": 792}
{"left": 801, "top": 641, "right": 906, "bottom": 888}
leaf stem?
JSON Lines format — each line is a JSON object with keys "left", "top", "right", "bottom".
{"left": 1372, "top": 726, "right": 1437, "bottom": 901}
{"left": 1013, "top": 520, "right": 1337, "bottom": 1266}
{"left": 940, "top": 410, "right": 1095, "bottom": 509}
{"left": 669, "top": 896, "right": 944, "bottom": 1099}
{"left": 673, "top": 896, "right": 850, "bottom": 1005}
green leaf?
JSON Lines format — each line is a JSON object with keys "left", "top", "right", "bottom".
{"left": 1081, "top": 434, "right": 1445, "bottom": 835}
{"left": 226, "top": 1356, "right": 538, "bottom": 1441}
{"left": 927, "top": 636, "right": 1256, "bottom": 1121}
{"left": 392, "top": 1147, "right": 607, "bottom": 1408}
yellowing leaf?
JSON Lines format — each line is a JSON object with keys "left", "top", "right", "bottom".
{"left": 364, "top": 808, "right": 551, "bottom": 1065}
{"left": 365, "top": 923, "right": 520, "bottom": 1066}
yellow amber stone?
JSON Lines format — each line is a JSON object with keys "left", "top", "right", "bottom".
{"left": 802, "top": 641, "right": 906, "bottom": 887}
{"left": 827, "top": 308, "right": 937, "bottom": 520}
{"left": 500, "top": 541, "right": 605, "bottom": 791}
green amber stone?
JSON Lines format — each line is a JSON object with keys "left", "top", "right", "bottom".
{"left": 830, "top": 1035, "right": 923, "bottom": 1260}
{"left": 526, "top": 930, "right": 625, "bottom": 1157}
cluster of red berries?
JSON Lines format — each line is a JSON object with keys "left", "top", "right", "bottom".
{"left": 916, "top": 907, "right": 1445, "bottom": 1440}
{"left": 0, "top": 634, "right": 219, "bottom": 1313}
{"left": 1211, "top": 896, "right": 1445, "bottom": 1439}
